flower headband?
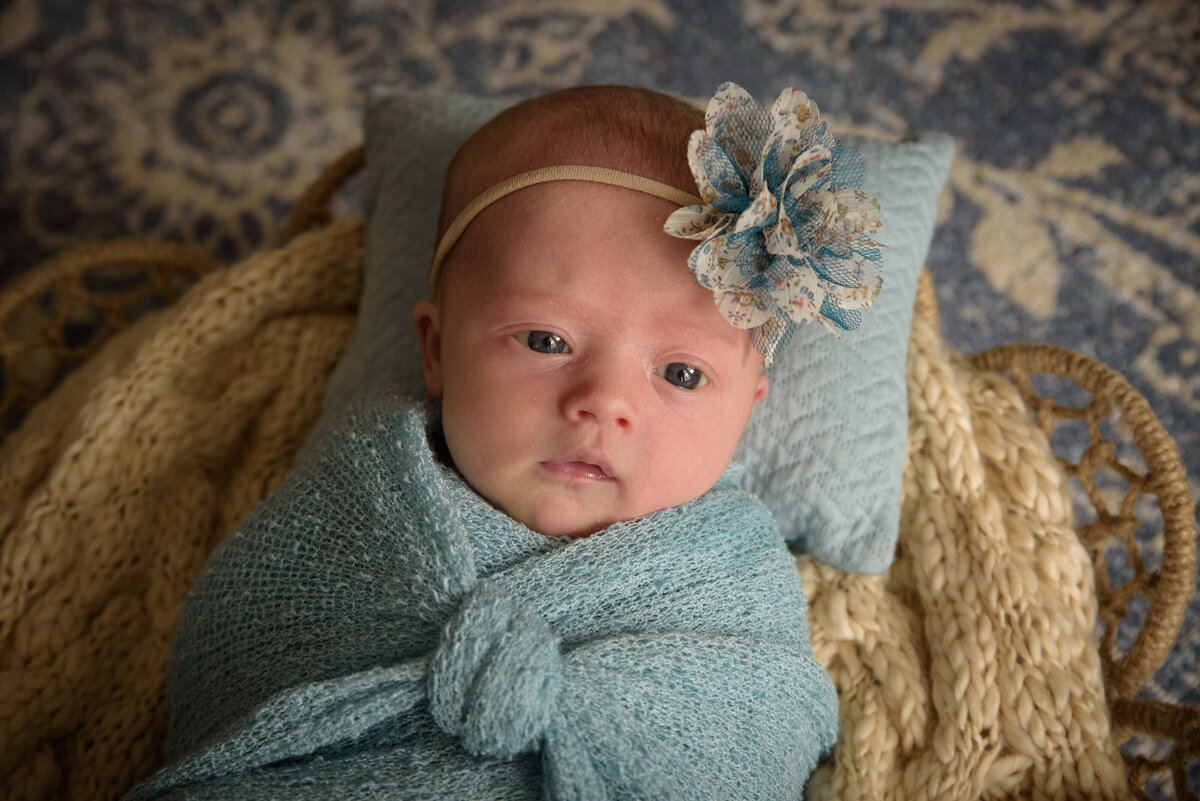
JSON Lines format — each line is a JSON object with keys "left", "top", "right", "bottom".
{"left": 430, "top": 82, "right": 885, "bottom": 365}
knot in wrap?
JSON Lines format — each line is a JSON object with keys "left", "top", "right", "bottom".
{"left": 428, "top": 580, "right": 564, "bottom": 759}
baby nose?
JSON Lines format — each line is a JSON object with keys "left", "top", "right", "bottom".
{"left": 561, "top": 359, "right": 636, "bottom": 429}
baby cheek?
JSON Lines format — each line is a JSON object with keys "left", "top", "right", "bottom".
{"left": 640, "top": 430, "right": 730, "bottom": 511}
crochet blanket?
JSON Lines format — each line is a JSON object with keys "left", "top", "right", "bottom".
{"left": 124, "top": 393, "right": 838, "bottom": 800}
{"left": 0, "top": 220, "right": 1128, "bottom": 800}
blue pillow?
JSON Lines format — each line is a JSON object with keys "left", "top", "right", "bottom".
{"left": 312, "top": 88, "right": 954, "bottom": 574}
{"left": 733, "top": 132, "right": 954, "bottom": 573}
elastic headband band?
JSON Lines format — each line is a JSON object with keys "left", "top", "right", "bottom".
{"left": 429, "top": 165, "right": 702, "bottom": 289}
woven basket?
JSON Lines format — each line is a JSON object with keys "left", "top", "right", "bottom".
{"left": 0, "top": 148, "right": 1195, "bottom": 800}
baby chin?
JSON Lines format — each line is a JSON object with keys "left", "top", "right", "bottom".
{"left": 482, "top": 461, "right": 620, "bottom": 538}
{"left": 505, "top": 464, "right": 715, "bottom": 539}
{"left": 519, "top": 501, "right": 614, "bottom": 539}
{"left": 509, "top": 485, "right": 622, "bottom": 539}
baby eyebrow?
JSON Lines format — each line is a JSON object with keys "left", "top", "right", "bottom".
{"left": 485, "top": 293, "right": 565, "bottom": 317}
{"left": 666, "top": 322, "right": 749, "bottom": 353}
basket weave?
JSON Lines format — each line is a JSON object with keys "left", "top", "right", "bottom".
{"left": 0, "top": 150, "right": 1195, "bottom": 800}
{"left": 968, "top": 344, "right": 1199, "bottom": 799}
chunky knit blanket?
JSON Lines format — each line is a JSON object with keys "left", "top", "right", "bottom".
{"left": 124, "top": 393, "right": 838, "bottom": 800}
{"left": 1, "top": 220, "right": 1129, "bottom": 800}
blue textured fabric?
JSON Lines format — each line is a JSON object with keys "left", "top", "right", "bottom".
{"left": 126, "top": 392, "right": 838, "bottom": 800}
{"left": 309, "top": 89, "right": 954, "bottom": 575}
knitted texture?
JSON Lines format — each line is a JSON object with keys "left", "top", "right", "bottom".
{"left": 800, "top": 299, "right": 1129, "bottom": 800}
{"left": 0, "top": 220, "right": 1135, "bottom": 800}
{"left": 124, "top": 393, "right": 839, "bottom": 800}
{"left": 0, "top": 219, "right": 363, "bottom": 801}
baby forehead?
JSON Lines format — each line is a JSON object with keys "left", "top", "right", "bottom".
{"left": 461, "top": 181, "right": 692, "bottom": 268}
{"left": 485, "top": 178, "right": 677, "bottom": 226}
{"left": 439, "top": 88, "right": 702, "bottom": 226}
{"left": 449, "top": 200, "right": 742, "bottom": 336}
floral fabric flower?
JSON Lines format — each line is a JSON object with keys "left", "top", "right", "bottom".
{"left": 664, "top": 82, "right": 885, "bottom": 364}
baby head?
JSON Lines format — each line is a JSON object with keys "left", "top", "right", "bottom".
{"left": 413, "top": 86, "right": 769, "bottom": 538}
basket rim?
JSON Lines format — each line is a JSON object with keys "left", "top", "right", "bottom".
{"left": 969, "top": 343, "right": 1198, "bottom": 701}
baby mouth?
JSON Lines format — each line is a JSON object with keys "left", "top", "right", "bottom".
{"left": 540, "top": 460, "right": 615, "bottom": 482}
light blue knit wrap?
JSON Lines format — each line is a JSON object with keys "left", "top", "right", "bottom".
{"left": 125, "top": 392, "right": 838, "bottom": 800}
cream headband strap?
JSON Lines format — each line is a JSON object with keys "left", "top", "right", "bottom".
{"left": 429, "top": 165, "right": 702, "bottom": 288}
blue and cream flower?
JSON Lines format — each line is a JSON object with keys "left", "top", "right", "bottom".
{"left": 664, "top": 82, "right": 885, "bottom": 364}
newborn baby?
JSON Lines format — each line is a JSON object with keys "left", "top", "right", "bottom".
{"left": 126, "top": 83, "right": 864, "bottom": 801}
{"left": 413, "top": 85, "right": 769, "bottom": 538}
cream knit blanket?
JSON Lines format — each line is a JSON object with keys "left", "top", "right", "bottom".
{"left": 0, "top": 218, "right": 1127, "bottom": 800}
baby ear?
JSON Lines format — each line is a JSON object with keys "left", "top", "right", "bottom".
{"left": 753, "top": 371, "right": 769, "bottom": 404}
{"left": 412, "top": 300, "right": 444, "bottom": 398}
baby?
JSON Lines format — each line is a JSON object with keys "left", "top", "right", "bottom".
{"left": 130, "top": 83, "right": 858, "bottom": 801}
{"left": 412, "top": 85, "right": 769, "bottom": 538}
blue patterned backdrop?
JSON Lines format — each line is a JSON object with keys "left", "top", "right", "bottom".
{"left": 1, "top": 0, "right": 1196, "bottom": 790}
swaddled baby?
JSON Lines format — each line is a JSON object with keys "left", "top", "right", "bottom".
{"left": 127, "top": 83, "right": 886, "bottom": 801}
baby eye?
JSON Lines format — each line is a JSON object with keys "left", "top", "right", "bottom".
{"left": 655, "top": 362, "right": 708, "bottom": 390}
{"left": 516, "top": 330, "right": 570, "bottom": 354}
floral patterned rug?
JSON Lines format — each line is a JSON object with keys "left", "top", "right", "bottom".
{"left": 1, "top": 0, "right": 1196, "bottom": 789}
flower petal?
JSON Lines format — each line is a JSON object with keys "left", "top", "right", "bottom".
{"left": 772, "top": 87, "right": 821, "bottom": 132}
{"left": 687, "top": 237, "right": 721, "bottom": 290}
{"left": 714, "top": 288, "right": 775, "bottom": 329}
{"left": 772, "top": 148, "right": 833, "bottom": 259}
{"left": 750, "top": 314, "right": 791, "bottom": 366}
{"left": 821, "top": 252, "right": 884, "bottom": 309}
{"left": 758, "top": 88, "right": 823, "bottom": 194}
{"left": 688, "top": 234, "right": 746, "bottom": 291}
{"left": 783, "top": 144, "right": 833, "bottom": 200}
{"left": 828, "top": 186, "right": 883, "bottom": 235}
{"left": 706, "top": 82, "right": 771, "bottom": 190}
{"left": 764, "top": 219, "right": 803, "bottom": 260}
{"left": 763, "top": 261, "right": 820, "bottom": 321}
{"left": 828, "top": 134, "right": 867, "bottom": 188}
{"left": 768, "top": 266, "right": 827, "bottom": 325}
{"left": 664, "top": 204, "right": 732, "bottom": 240}
{"left": 696, "top": 135, "right": 751, "bottom": 214}
{"left": 727, "top": 230, "right": 771, "bottom": 283}
{"left": 793, "top": 190, "right": 843, "bottom": 256}
{"left": 734, "top": 184, "right": 778, "bottom": 236}
{"left": 686, "top": 130, "right": 718, "bottom": 205}
{"left": 818, "top": 294, "right": 861, "bottom": 331}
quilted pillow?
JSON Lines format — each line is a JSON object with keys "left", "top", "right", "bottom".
{"left": 733, "top": 132, "right": 954, "bottom": 572}
{"left": 310, "top": 87, "right": 954, "bottom": 574}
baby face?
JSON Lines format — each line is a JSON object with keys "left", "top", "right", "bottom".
{"left": 414, "top": 181, "right": 768, "bottom": 538}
